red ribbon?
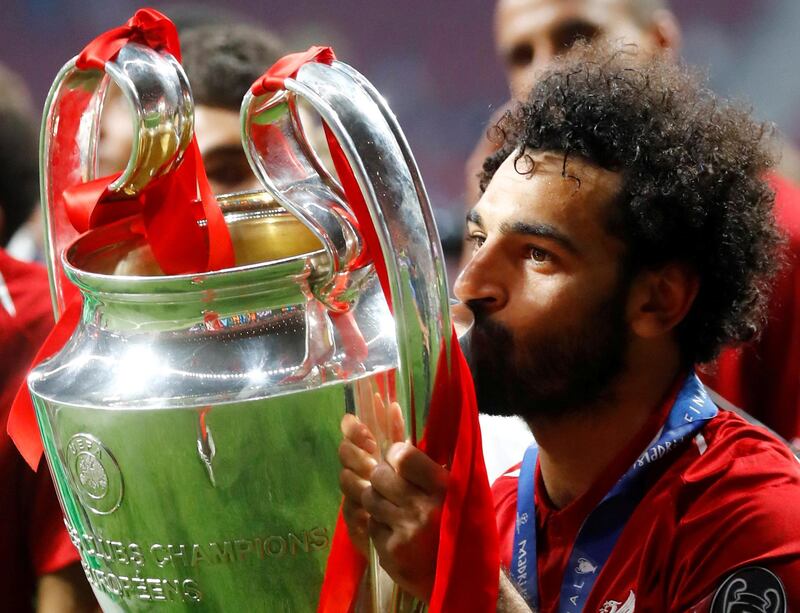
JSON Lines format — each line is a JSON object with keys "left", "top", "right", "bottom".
{"left": 66, "top": 8, "right": 234, "bottom": 276}
{"left": 250, "top": 46, "right": 336, "bottom": 97}
{"left": 420, "top": 333, "right": 500, "bottom": 612}
{"left": 77, "top": 8, "right": 182, "bottom": 67}
{"left": 251, "top": 47, "right": 499, "bottom": 612}
{"left": 7, "top": 296, "right": 81, "bottom": 470}
{"left": 7, "top": 9, "right": 234, "bottom": 469}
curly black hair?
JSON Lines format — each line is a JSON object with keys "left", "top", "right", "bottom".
{"left": 480, "top": 45, "right": 783, "bottom": 364}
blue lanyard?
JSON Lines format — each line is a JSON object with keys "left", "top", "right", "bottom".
{"left": 511, "top": 373, "right": 718, "bottom": 612}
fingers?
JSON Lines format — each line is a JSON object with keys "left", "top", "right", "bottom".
{"left": 387, "top": 400, "right": 405, "bottom": 444}
{"left": 362, "top": 485, "right": 402, "bottom": 525}
{"left": 357, "top": 383, "right": 381, "bottom": 444}
{"left": 339, "top": 438, "right": 377, "bottom": 480}
{"left": 341, "top": 413, "right": 377, "bottom": 455}
{"left": 339, "top": 415, "right": 378, "bottom": 557}
{"left": 339, "top": 464, "right": 371, "bottom": 505}
{"left": 368, "top": 461, "right": 425, "bottom": 508}
{"left": 385, "top": 442, "right": 449, "bottom": 496}
{"left": 341, "top": 489, "right": 370, "bottom": 556}
{"left": 368, "top": 393, "right": 406, "bottom": 445}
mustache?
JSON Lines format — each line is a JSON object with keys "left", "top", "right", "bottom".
{"left": 466, "top": 302, "right": 512, "bottom": 336}
{"left": 464, "top": 302, "right": 515, "bottom": 360}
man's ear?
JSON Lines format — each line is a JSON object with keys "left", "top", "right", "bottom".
{"left": 627, "top": 263, "right": 699, "bottom": 340}
{"left": 648, "top": 9, "right": 682, "bottom": 58}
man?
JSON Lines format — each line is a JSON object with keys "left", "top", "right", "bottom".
{"left": 0, "top": 64, "right": 98, "bottom": 612}
{"left": 339, "top": 47, "right": 800, "bottom": 610}
{"left": 468, "top": 0, "right": 800, "bottom": 444}
{"left": 99, "top": 22, "right": 284, "bottom": 195}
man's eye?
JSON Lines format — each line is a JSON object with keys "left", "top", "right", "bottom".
{"left": 529, "top": 247, "right": 550, "bottom": 263}
{"left": 467, "top": 235, "right": 486, "bottom": 250}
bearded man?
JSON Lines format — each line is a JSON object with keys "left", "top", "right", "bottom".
{"left": 467, "top": 0, "right": 800, "bottom": 444}
{"left": 339, "top": 46, "right": 800, "bottom": 611}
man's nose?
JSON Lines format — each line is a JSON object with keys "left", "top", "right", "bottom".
{"left": 453, "top": 244, "right": 508, "bottom": 313}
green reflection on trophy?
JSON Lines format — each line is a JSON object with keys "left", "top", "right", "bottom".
{"left": 31, "top": 19, "right": 450, "bottom": 613}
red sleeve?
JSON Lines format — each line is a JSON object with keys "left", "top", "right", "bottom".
{"left": 491, "top": 466, "right": 521, "bottom": 571}
{"left": 699, "top": 173, "right": 800, "bottom": 442}
{"left": 27, "top": 464, "right": 81, "bottom": 575}
{"left": 666, "top": 441, "right": 800, "bottom": 610}
{"left": 683, "top": 559, "right": 800, "bottom": 612}
{"left": 0, "top": 251, "right": 81, "bottom": 576}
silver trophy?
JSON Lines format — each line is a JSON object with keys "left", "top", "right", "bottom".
{"left": 30, "top": 38, "right": 450, "bottom": 612}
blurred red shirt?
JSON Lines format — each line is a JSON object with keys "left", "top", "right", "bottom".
{"left": 0, "top": 248, "right": 81, "bottom": 612}
{"left": 700, "top": 173, "right": 800, "bottom": 444}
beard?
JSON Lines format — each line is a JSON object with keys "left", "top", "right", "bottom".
{"left": 466, "top": 284, "right": 630, "bottom": 422}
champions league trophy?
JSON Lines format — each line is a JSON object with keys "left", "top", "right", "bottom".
{"left": 28, "top": 20, "right": 452, "bottom": 613}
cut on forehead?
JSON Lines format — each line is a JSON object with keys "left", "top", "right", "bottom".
{"left": 496, "top": 0, "right": 667, "bottom": 25}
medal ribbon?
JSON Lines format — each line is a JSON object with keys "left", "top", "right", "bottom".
{"left": 511, "top": 372, "right": 718, "bottom": 611}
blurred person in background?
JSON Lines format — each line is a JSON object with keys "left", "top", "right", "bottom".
{"left": 467, "top": 0, "right": 800, "bottom": 447}
{"left": 99, "top": 21, "right": 285, "bottom": 196}
{"left": 0, "top": 63, "right": 98, "bottom": 613}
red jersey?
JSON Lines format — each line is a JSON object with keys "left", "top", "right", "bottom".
{"left": 700, "top": 174, "right": 800, "bottom": 443}
{"left": 493, "top": 408, "right": 800, "bottom": 612}
{"left": 0, "top": 249, "right": 81, "bottom": 612}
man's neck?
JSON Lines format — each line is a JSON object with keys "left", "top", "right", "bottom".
{"left": 527, "top": 357, "right": 683, "bottom": 510}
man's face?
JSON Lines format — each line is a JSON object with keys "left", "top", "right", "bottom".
{"left": 496, "top": 0, "right": 660, "bottom": 100}
{"left": 99, "top": 89, "right": 260, "bottom": 195}
{"left": 454, "top": 151, "right": 631, "bottom": 419}
{"left": 193, "top": 105, "right": 262, "bottom": 195}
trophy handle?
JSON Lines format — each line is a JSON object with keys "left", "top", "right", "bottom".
{"left": 240, "top": 88, "right": 366, "bottom": 312}
{"left": 242, "top": 60, "right": 451, "bottom": 447}
{"left": 40, "top": 42, "right": 193, "bottom": 318}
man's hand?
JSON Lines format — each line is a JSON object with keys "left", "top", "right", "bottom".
{"left": 339, "top": 412, "right": 379, "bottom": 555}
{"left": 363, "top": 441, "right": 449, "bottom": 602}
{"left": 338, "top": 391, "right": 406, "bottom": 555}
{"left": 338, "top": 391, "right": 449, "bottom": 602}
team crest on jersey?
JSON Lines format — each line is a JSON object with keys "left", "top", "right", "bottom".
{"left": 599, "top": 590, "right": 635, "bottom": 613}
{"left": 710, "top": 567, "right": 786, "bottom": 613}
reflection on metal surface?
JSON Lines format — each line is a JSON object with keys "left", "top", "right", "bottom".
{"left": 196, "top": 407, "right": 216, "bottom": 487}
{"left": 40, "top": 43, "right": 194, "bottom": 317}
{"left": 34, "top": 35, "right": 450, "bottom": 612}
